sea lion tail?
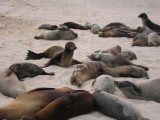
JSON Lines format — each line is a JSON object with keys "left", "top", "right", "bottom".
{"left": 25, "top": 50, "right": 44, "bottom": 60}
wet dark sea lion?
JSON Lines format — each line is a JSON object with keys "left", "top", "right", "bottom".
{"left": 43, "top": 42, "right": 82, "bottom": 67}
{"left": 70, "top": 61, "right": 106, "bottom": 87}
{"left": 94, "top": 91, "right": 149, "bottom": 120}
{"left": 38, "top": 24, "right": 58, "bottom": 30}
{"left": 88, "top": 53, "right": 148, "bottom": 71}
{"left": 34, "top": 27, "right": 78, "bottom": 40}
{"left": 63, "top": 22, "right": 88, "bottom": 30}
{"left": 0, "top": 69, "right": 26, "bottom": 98}
{"left": 9, "top": 62, "right": 55, "bottom": 80}
{"left": 0, "top": 87, "right": 85, "bottom": 120}
{"left": 115, "top": 79, "right": 160, "bottom": 103}
{"left": 103, "top": 65, "right": 149, "bottom": 78}
{"left": 22, "top": 91, "right": 93, "bottom": 120}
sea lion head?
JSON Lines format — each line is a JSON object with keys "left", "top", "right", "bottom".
{"left": 70, "top": 75, "right": 82, "bottom": 87}
{"left": 138, "top": 13, "right": 148, "bottom": 19}
{"left": 65, "top": 42, "right": 77, "bottom": 51}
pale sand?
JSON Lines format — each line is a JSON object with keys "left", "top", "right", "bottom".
{"left": 0, "top": 0, "right": 160, "bottom": 119}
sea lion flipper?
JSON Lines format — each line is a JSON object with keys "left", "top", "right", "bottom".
{"left": 72, "top": 59, "right": 82, "bottom": 65}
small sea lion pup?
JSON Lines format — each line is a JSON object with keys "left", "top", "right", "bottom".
{"left": 84, "top": 22, "right": 101, "bottom": 34}
{"left": 43, "top": 42, "right": 82, "bottom": 67}
{"left": 0, "top": 87, "right": 85, "bottom": 120}
{"left": 70, "top": 61, "right": 107, "bottom": 87}
{"left": 9, "top": 62, "right": 55, "bottom": 80}
{"left": 34, "top": 26, "right": 78, "bottom": 40}
{"left": 38, "top": 24, "right": 58, "bottom": 30}
{"left": 0, "top": 69, "right": 26, "bottom": 98}
{"left": 103, "top": 65, "right": 149, "bottom": 79}
{"left": 115, "top": 78, "right": 160, "bottom": 103}
{"left": 22, "top": 91, "right": 93, "bottom": 120}
{"left": 88, "top": 53, "right": 148, "bottom": 71}
{"left": 91, "top": 75, "right": 115, "bottom": 94}
{"left": 63, "top": 22, "right": 89, "bottom": 30}
{"left": 148, "top": 32, "right": 160, "bottom": 47}
{"left": 93, "top": 91, "right": 150, "bottom": 120}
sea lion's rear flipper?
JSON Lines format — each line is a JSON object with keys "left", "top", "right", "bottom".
{"left": 72, "top": 59, "right": 83, "bottom": 65}
{"left": 25, "top": 50, "right": 44, "bottom": 60}
{"left": 43, "top": 71, "right": 55, "bottom": 76}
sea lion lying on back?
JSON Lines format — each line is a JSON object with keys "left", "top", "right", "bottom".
{"left": 88, "top": 53, "right": 148, "bottom": 71}
{"left": 70, "top": 61, "right": 106, "bottom": 87}
{"left": 0, "top": 87, "right": 85, "bottom": 120}
{"left": 115, "top": 78, "right": 160, "bottom": 103}
{"left": 63, "top": 22, "right": 89, "bottom": 30}
{"left": 34, "top": 27, "right": 78, "bottom": 40}
{"left": 103, "top": 65, "right": 149, "bottom": 78}
{"left": 0, "top": 69, "right": 26, "bottom": 98}
{"left": 91, "top": 75, "right": 115, "bottom": 94}
{"left": 94, "top": 91, "right": 149, "bottom": 120}
{"left": 43, "top": 42, "right": 82, "bottom": 67}
{"left": 22, "top": 91, "right": 93, "bottom": 120}
{"left": 9, "top": 62, "right": 55, "bottom": 80}
{"left": 38, "top": 24, "right": 58, "bottom": 30}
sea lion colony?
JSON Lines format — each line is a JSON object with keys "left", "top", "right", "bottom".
{"left": 0, "top": 13, "right": 160, "bottom": 120}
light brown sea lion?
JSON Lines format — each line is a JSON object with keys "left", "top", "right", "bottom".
{"left": 9, "top": 62, "right": 55, "bottom": 80}
{"left": 94, "top": 45, "right": 121, "bottom": 54}
{"left": 34, "top": 27, "right": 78, "bottom": 40}
{"left": 115, "top": 78, "right": 160, "bottom": 103}
{"left": 88, "top": 53, "right": 148, "bottom": 71}
{"left": 91, "top": 75, "right": 115, "bottom": 94}
{"left": 0, "top": 87, "right": 85, "bottom": 120}
{"left": 94, "top": 91, "right": 149, "bottom": 120}
{"left": 103, "top": 65, "right": 149, "bottom": 78}
{"left": 63, "top": 22, "right": 89, "bottom": 30}
{"left": 43, "top": 42, "right": 82, "bottom": 67}
{"left": 22, "top": 91, "right": 93, "bottom": 120}
{"left": 70, "top": 61, "right": 106, "bottom": 87}
{"left": 148, "top": 32, "right": 160, "bottom": 46}
{"left": 0, "top": 69, "right": 26, "bottom": 98}
{"left": 38, "top": 24, "right": 58, "bottom": 30}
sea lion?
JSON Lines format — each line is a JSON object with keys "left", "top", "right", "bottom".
{"left": 38, "top": 24, "right": 58, "bottom": 30}
{"left": 103, "top": 65, "right": 149, "bottom": 78}
{"left": 34, "top": 27, "right": 78, "bottom": 40}
{"left": 94, "top": 45, "right": 121, "bottom": 54}
{"left": 132, "top": 39, "right": 148, "bottom": 46}
{"left": 148, "top": 32, "right": 160, "bottom": 46}
{"left": 0, "top": 69, "right": 26, "bottom": 98}
{"left": 70, "top": 61, "right": 106, "bottom": 87}
{"left": 0, "top": 87, "right": 84, "bottom": 120}
{"left": 9, "top": 62, "right": 55, "bottom": 80}
{"left": 90, "top": 24, "right": 101, "bottom": 34}
{"left": 22, "top": 91, "right": 93, "bottom": 120}
{"left": 63, "top": 22, "right": 88, "bottom": 30}
{"left": 118, "top": 51, "right": 137, "bottom": 60}
{"left": 138, "top": 13, "right": 160, "bottom": 33}
{"left": 25, "top": 46, "right": 64, "bottom": 60}
{"left": 84, "top": 22, "right": 93, "bottom": 29}
{"left": 115, "top": 79, "right": 160, "bottom": 103}
{"left": 91, "top": 75, "right": 115, "bottom": 94}
{"left": 93, "top": 91, "right": 149, "bottom": 120}
{"left": 43, "top": 42, "right": 82, "bottom": 67}
{"left": 88, "top": 53, "right": 148, "bottom": 71}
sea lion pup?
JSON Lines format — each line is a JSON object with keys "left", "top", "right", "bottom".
{"left": 115, "top": 78, "right": 160, "bottom": 103}
{"left": 103, "top": 65, "right": 149, "bottom": 79}
{"left": 34, "top": 26, "right": 78, "bottom": 40}
{"left": 70, "top": 61, "right": 107, "bottom": 87}
{"left": 84, "top": 22, "right": 93, "bottom": 29}
{"left": 93, "top": 91, "right": 149, "bottom": 120}
{"left": 148, "top": 32, "right": 160, "bottom": 46}
{"left": 38, "top": 24, "right": 58, "bottom": 30}
{"left": 94, "top": 45, "right": 121, "bottom": 54}
{"left": 43, "top": 42, "right": 82, "bottom": 67}
{"left": 84, "top": 22, "right": 101, "bottom": 34}
{"left": 91, "top": 75, "right": 115, "bottom": 94}
{"left": 0, "top": 87, "right": 84, "bottom": 120}
{"left": 138, "top": 13, "right": 160, "bottom": 33}
{"left": 118, "top": 51, "right": 137, "bottom": 60}
{"left": 63, "top": 22, "right": 88, "bottom": 30}
{"left": 0, "top": 69, "right": 26, "bottom": 98}
{"left": 132, "top": 38, "right": 148, "bottom": 46}
{"left": 22, "top": 91, "right": 93, "bottom": 120}
{"left": 88, "top": 53, "right": 149, "bottom": 71}
{"left": 25, "top": 45, "right": 64, "bottom": 60}
{"left": 9, "top": 62, "right": 55, "bottom": 80}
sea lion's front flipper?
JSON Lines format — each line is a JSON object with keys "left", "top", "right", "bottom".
{"left": 72, "top": 59, "right": 83, "bottom": 65}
